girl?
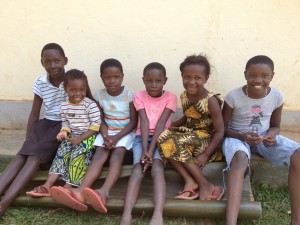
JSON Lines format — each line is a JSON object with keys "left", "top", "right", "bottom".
{"left": 26, "top": 69, "right": 101, "bottom": 197}
{"left": 0, "top": 43, "right": 68, "bottom": 216}
{"left": 120, "top": 62, "right": 177, "bottom": 225}
{"left": 50, "top": 58, "right": 138, "bottom": 212}
{"left": 157, "top": 54, "right": 225, "bottom": 201}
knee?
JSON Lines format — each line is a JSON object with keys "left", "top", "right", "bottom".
{"left": 290, "top": 149, "right": 300, "bottom": 168}
{"left": 230, "top": 151, "right": 248, "bottom": 171}
{"left": 110, "top": 149, "right": 125, "bottom": 163}
{"left": 132, "top": 165, "right": 143, "bottom": 179}
{"left": 151, "top": 160, "right": 164, "bottom": 178}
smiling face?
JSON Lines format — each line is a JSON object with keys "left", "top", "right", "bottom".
{"left": 143, "top": 69, "right": 167, "bottom": 97}
{"left": 244, "top": 63, "right": 274, "bottom": 98}
{"left": 182, "top": 64, "right": 208, "bottom": 97}
{"left": 41, "top": 49, "right": 67, "bottom": 79}
{"left": 101, "top": 66, "right": 124, "bottom": 96}
{"left": 65, "top": 78, "right": 87, "bottom": 104}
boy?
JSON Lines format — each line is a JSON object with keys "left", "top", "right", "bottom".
{"left": 222, "top": 55, "right": 300, "bottom": 225}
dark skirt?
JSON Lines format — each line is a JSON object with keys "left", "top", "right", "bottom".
{"left": 18, "top": 118, "right": 62, "bottom": 165}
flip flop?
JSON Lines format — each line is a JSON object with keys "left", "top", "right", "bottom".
{"left": 203, "top": 186, "right": 225, "bottom": 200}
{"left": 175, "top": 189, "right": 199, "bottom": 200}
{"left": 82, "top": 188, "right": 107, "bottom": 213}
{"left": 50, "top": 186, "right": 88, "bottom": 211}
{"left": 26, "top": 186, "right": 51, "bottom": 197}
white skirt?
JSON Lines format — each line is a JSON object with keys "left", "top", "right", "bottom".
{"left": 93, "top": 130, "right": 135, "bottom": 150}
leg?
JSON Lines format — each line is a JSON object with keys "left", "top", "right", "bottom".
{"left": 0, "top": 155, "right": 27, "bottom": 196}
{"left": 169, "top": 159, "right": 198, "bottom": 197}
{"left": 149, "top": 159, "right": 165, "bottom": 225}
{"left": 0, "top": 155, "right": 41, "bottom": 215}
{"left": 289, "top": 149, "right": 300, "bottom": 225}
{"left": 96, "top": 147, "right": 126, "bottom": 204}
{"left": 226, "top": 151, "right": 248, "bottom": 225}
{"left": 71, "top": 146, "right": 110, "bottom": 202}
{"left": 120, "top": 163, "right": 144, "bottom": 225}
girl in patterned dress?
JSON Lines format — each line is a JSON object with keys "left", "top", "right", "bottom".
{"left": 157, "top": 54, "right": 225, "bottom": 201}
{"left": 26, "top": 69, "right": 101, "bottom": 196}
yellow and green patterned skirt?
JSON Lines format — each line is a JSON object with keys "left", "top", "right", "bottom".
{"left": 49, "top": 134, "right": 96, "bottom": 186}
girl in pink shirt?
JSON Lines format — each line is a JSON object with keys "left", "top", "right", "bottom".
{"left": 120, "top": 62, "right": 177, "bottom": 225}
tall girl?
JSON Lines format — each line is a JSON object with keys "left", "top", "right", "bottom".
{"left": 157, "top": 54, "right": 225, "bottom": 201}
{"left": 50, "top": 58, "right": 137, "bottom": 213}
{"left": 26, "top": 69, "right": 100, "bottom": 197}
{"left": 0, "top": 43, "right": 68, "bottom": 216}
{"left": 120, "top": 62, "right": 177, "bottom": 225}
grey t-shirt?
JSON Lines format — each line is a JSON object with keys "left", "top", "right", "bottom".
{"left": 224, "top": 86, "right": 284, "bottom": 134}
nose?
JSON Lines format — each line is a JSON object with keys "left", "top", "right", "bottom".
{"left": 151, "top": 82, "right": 157, "bottom": 88}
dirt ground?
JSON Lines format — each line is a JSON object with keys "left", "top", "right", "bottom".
{"left": 0, "top": 128, "right": 299, "bottom": 156}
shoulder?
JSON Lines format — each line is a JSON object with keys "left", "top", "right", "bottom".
{"left": 33, "top": 72, "right": 48, "bottom": 85}
{"left": 164, "top": 91, "right": 177, "bottom": 101}
{"left": 207, "top": 92, "right": 223, "bottom": 107}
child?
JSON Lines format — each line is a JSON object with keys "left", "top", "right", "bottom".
{"left": 157, "top": 54, "right": 225, "bottom": 201}
{"left": 26, "top": 69, "right": 101, "bottom": 197}
{"left": 120, "top": 62, "right": 177, "bottom": 225}
{"left": 0, "top": 43, "right": 68, "bottom": 216}
{"left": 50, "top": 58, "right": 138, "bottom": 212}
{"left": 222, "top": 55, "right": 300, "bottom": 225}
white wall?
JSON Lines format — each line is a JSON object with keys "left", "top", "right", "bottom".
{"left": 1, "top": 0, "right": 300, "bottom": 110}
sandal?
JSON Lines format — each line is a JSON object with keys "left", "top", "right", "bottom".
{"left": 26, "top": 186, "right": 51, "bottom": 197}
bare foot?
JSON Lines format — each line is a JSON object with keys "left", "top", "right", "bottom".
{"left": 119, "top": 215, "right": 132, "bottom": 225}
{"left": 149, "top": 215, "right": 163, "bottom": 225}
{"left": 177, "top": 180, "right": 198, "bottom": 198}
{"left": 0, "top": 202, "right": 8, "bottom": 217}
{"left": 71, "top": 188, "right": 85, "bottom": 203}
{"left": 199, "top": 183, "right": 214, "bottom": 200}
{"left": 95, "top": 188, "right": 108, "bottom": 204}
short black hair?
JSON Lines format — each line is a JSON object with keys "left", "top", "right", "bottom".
{"left": 180, "top": 54, "right": 210, "bottom": 77}
{"left": 63, "top": 69, "right": 95, "bottom": 102}
{"left": 41, "top": 43, "right": 65, "bottom": 58}
{"left": 143, "top": 62, "right": 166, "bottom": 77}
{"left": 100, "top": 58, "right": 123, "bottom": 74}
{"left": 245, "top": 55, "right": 274, "bottom": 72}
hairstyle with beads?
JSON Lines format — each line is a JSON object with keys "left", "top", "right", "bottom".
{"left": 63, "top": 69, "right": 95, "bottom": 102}
{"left": 100, "top": 58, "right": 123, "bottom": 74}
{"left": 179, "top": 54, "right": 210, "bottom": 77}
{"left": 245, "top": 55, "right": 274, "bottom": 72}
{"left": 143, "top": 62, "right": 166, "bottom": 77}
{"left": 41, "top": 43, "right": 65, "bottom": 58}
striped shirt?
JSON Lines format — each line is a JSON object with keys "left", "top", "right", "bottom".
{"left": 94, "top": 86, "right": 134, "bottom": 131}
{"left": 60, "top": 97, "right": 101, "bottom": 135}
{"left": 33, "top": 72, "right": 67, "bottom": 121}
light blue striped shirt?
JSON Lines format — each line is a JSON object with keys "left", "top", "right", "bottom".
{"left": 32, "top": 72, "right": 67, "bottom": 121}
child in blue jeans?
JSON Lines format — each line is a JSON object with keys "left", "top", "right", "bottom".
{"left": 120, "top": 62, "right": 177, "bottom": 225}
{"left": 222, "top": 55, "right": 300, "bottom": 225}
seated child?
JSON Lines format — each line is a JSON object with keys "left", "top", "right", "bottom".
{"left": 222, "top": 55, "right": 300, "bottom": 225}
{"left": 50, "top": 58, "right": 137, "bottom": 213}
{"left": 0, "top": 43, "right": 68, "bottom": 216}
{"left": 157, "top": 54, "right": 225, "bottom": 201}
{"left": 120, "top": 62, "right": 177, "bottom": 225}
{"left": 26, "top": 69, "right": 100, "bottom": 197}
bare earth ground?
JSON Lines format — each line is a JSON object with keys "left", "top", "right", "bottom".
{"left": 0, "top": 128, "right": 299, "bottom": 156}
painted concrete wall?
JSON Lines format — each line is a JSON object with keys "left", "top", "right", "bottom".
{"left": 1, "top": 0, "right": 300, "bottom": 128}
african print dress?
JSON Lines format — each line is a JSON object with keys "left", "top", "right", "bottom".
{"left": 157, "top": 91, "right": 223, "bottom": 164}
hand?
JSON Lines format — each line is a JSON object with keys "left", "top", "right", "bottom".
{"left": 141, "top": 152, "right": 153, "bottom": 173}
{"left": 195, "top": 152, "right": 209, "bottom": 169}
{"left": 262, "top": 133, "right": 276, "bottom": 147}
{"left": 56, "top": 131, "right": 68, "bottom": 141}
{"left": 103, "top": 135, "right": 117, "bottom": 150}
{"left": 243, "top": 132, "right": 263, "bottom": 146}
{"left": 68, "top": 135, "right": 84, "bottom": 145}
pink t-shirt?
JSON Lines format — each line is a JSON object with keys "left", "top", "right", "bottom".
{"left": 133, "top": 90, "right": 177, "bottom": 135}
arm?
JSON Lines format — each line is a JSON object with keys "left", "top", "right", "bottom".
{"left": 171, "top": 115, "right": 187, "bottom": 127}
{"left": 262, "top": 104, "right": 283, "bottom": 147}
{"left": 223, "top": 102, "right": 261, "bottom": 146}
{"left": 138, "top": 109, "right": 150, "bottom": 162}
{"left": 106, "top": 102, "right": 138, "bottom": 149}
{"left": 195, "top": 96, "right": 224, "bottom": 165}
{"left": 25, "top": 94, "right": 42, "bottom": 139}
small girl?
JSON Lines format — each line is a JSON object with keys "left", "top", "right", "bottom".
{"left": 0, "top": 43, "right": 68, "bottom": 216}
{"left": 157, "top": 54, "right": 225, "bottom": 201}
{"left": 120, "top": 62, "right": 177, "bottom": 225}
{"left": 50, "top": 58, "right": 137, "bottom": 213}
{"left": 26, "top": 69, "right": 101, "bottom": 197}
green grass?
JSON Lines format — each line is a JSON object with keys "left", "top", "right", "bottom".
{"left": 0, "top": 184, "right": 291, "bottom": 225}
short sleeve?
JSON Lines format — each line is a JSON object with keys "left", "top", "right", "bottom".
{"left": 133, "top": 91, "right": 145, "bottom": 111}
{"left": 32, "top": 77, "right": 42, "bottom": 98}
{"left": 127, "top": 88, "right": 135, "bottom": 102}
{"left": 165, "top": 92, "right": 177, "bottom": 112}
{"left": 275, "top": 89, "right": 284, "bottom": 108}
{"left": 224, "top": 89, "right": 236, "bottom": 109}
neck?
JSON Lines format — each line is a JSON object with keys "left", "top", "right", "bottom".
{"left": 245, "top": 85, "right": 268, "bottom": 99}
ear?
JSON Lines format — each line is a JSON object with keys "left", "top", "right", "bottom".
{"left": 142, "top": 76, "right": 146, "bottom": 84}
{"left": 244, "top": 71, "right": 247, "bottom": 79}
{"left": 64, "top": 57, "right": 68, "bottom": 65}
{"left": 40, "top": 59, "right": 43, "bottom": 66}
{"left": 164, "top": 77, "right": 168, "bottom": 84}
